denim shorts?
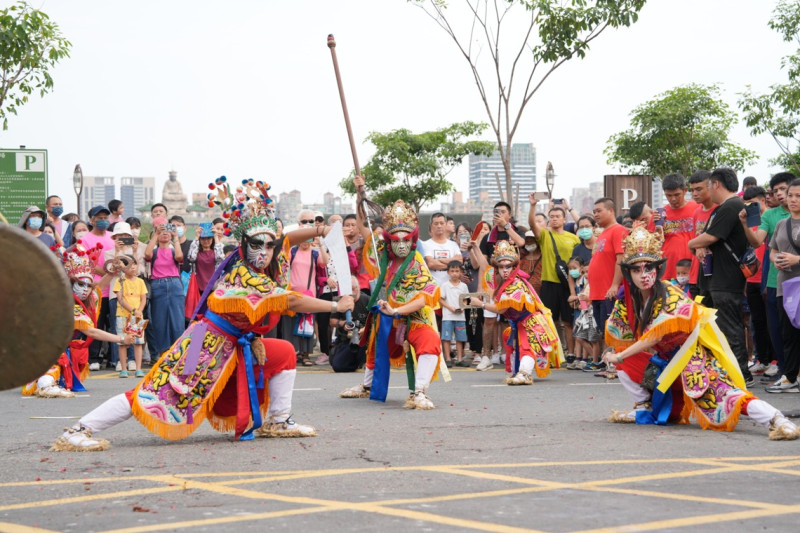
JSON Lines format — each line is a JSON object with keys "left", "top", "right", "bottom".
{"left": 441, "top": 320, "right": 467, "bottom": 342}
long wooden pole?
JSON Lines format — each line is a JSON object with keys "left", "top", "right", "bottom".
{"left": 327, "top": 34, "right": 361, "bottom": 177}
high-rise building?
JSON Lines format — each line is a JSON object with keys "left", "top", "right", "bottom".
{"left": 276, "top": 189, "right": 303, "bottom": 223}
{"left": 468, "top": 143, "right": 537, "bottom": 217}
{"left": 120, "top": 177, "right": 155, "bottom": 215}
{"left": 82, "top": 176, "right": 114, "bottom": 216}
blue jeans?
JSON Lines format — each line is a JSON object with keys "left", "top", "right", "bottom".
{"left": 149, "top": 277, "right": 185, "bottom": 357}
{"left": 107, "top": 298, "right": 133, "bottom": 365}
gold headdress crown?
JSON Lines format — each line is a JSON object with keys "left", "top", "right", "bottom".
{"left": 622, "top": 224, "right": 664, "bottom": 265}
{"left": 383, "top": 200, "right": 418, "bottom": 235}
{"left": 491, "top": 240, "right": 520, "bottom": 265}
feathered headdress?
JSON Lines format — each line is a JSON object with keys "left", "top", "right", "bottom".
{"left": 207, "top": 176, "right": 279, "bottom": 240}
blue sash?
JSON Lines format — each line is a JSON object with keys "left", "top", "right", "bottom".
{"left": 369, "top": 307, "right": 394, "bottom": 403}
{"left": 636, "top": 354, "right": 672, "bottom": 426}
{"left": 205, "top": 311, "right": 264, "bottom": 440}
{"left": 505, "top": 311, "right": 531, "bottom": 374}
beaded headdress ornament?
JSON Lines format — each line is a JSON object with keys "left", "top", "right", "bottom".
{"left": 207, "top": 176, "right": 279, "bottom": 240}
{"left": 491, "top": 239, "right": 520, "bottom": 265}
{"left": 622, "top": 225, "right": 664, "bottom": 265}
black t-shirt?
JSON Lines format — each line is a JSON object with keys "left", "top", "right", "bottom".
{"left": 179, "top": 239, "right": 193, "bottom": 273}
{"left": 332, "top": 293, "right": 371, "bottom": 340}
{"left": 571, "top": 242, "right": 593, "bottom": 264}
{"left": 705, "top": 196, "right": 747, "bottom": 292}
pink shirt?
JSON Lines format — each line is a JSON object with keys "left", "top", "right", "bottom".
{"left": 290, "top": 248, "right": 316, "bottom": 295}
{"left": 79, "top": 231, "right": 115, "bottom": 297}
{"left": 151, "top": 246, "right": 180, "bottom": 279}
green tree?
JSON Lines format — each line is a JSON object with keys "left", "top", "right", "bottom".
{"left": 412, "top": 0, "right": 646, "bottom": 202}
{"left": 605, "top": 84, "right": 757, "bottom": 178}
{"left": 340, "top": 121, "right": 494, "bottom": 212}
{"left": 738, "top": 0, "right": 800, "bottom": 173}
{"left": 0, "top": 1, "right": 71, "bottom": 130}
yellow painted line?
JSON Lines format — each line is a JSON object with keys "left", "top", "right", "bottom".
{"left": 573, "top": 504, "right": 800, "bottom": 533}
{"left": 0, "top": 486, "right": 181, "bottom": 512}
{"left": 579, "top": 485, "right": 788, "bottom": 511}
{"left": 0, "top": 523, "right": 60, "bottom": 533}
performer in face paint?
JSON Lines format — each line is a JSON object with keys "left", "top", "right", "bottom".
{"left": 339, "top": 176, "right": 445, "bottom": 409}
{"left": 602, "top": 225, "right": 798, "bottom": 440}
{"left": 52, "top": 177, "right": 354, "bottom": 451}
{"left": 23, "top": 243, "right": 135, "bottom": 398}
{"left": 467, "top": 240, "right": 561, "bottom": 385}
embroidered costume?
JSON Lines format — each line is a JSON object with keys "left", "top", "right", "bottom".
{"left": 482, "top": 240, "right": 561, "bottom": 385}
{"left": 52, "top": 178, "right": 319, "bottom": 452}
{"left": 340, "top": 199, "right": 446, "bottom": 409}
{"left": 606, "top": 225, "right": 799, "bottom": 440}
{"left": 23, "top": 243, "right": 103, "bottom": 398}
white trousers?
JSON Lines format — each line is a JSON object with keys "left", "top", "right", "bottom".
{"left": 518, "top": 355, "right": 535, "bottom": 375}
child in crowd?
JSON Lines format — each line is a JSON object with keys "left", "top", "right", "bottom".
{"left": 671, "top": 258, "right": 692, "bottom": 295}
{"left": 568, "top": 257, "right": 601, "bottom": 370}
{"left": 439, "top": 261, "right": 470, "bottom": 367}
{"left": 113, "top": 256, "right": 149, "bottom": 378}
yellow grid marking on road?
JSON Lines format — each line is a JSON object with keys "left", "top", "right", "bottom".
{"left": 0, "top": 523, "right": 60, "bottom": 533}
{"left": 3, "top": 456, "right": 800, "bottom": 532}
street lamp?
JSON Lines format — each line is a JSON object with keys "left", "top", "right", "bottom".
{"left": 545, "top": 161, "right": 555, "bottom": 199}
{"left": 73, "top": 164, "right": 84, "bottom": 219}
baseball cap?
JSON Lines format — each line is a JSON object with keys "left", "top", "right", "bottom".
{"left": 89, "top": 205, "right": 111, "bottom": 218}
{"left": 524, "top": 230, "right": 536, "bottom": 239}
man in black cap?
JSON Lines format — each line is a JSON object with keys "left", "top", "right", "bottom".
{"left": 82, "top": 206, "right": 117, "bottom": 370}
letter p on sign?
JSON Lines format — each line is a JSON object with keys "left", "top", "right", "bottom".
{"left": 16, "top": 152, "right": 45, "bottom": 172}
{"left": 621, "top": 188, "right": 638, "bottom": 210}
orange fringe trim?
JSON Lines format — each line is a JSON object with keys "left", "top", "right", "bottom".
{"left": 639, "top": 306, "right": 699, "bottom": 346}
{"left": 207, "top": 293, "right": 291, "bottom": 325}
{"left": 363, "top": 244, "right": 380, "bottom": 278}
{"left": 74, "top": 318, "right": 92, "bottom": 332}
{"left": 494, "top": 297, "right": 541, "bottom": 315}
{"left": 534, "top": 364, "right": 551, "bottom": 379}
{"left": 686, "top": 391, "right": 754, "bottom": 432}
{"left": 130, "top": 345, "right": 239, "bottom": 441}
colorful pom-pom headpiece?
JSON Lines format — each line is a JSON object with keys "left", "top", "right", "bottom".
{"left": 61, "top": 242, "right": 103, "bottom": 282}
{"left": 207, "top": 176, "right": 279, "bottom": 240}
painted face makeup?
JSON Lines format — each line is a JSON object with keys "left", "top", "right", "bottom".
{"left": 72, "top": 280, "right": 94, "bottom": 300}
{"left": 246, "top": 238, "right": 275, "bottom": 269}
{"left": 630, "top": 263, "right": 658, "bottom": 290}
{"left": 497, "top": 262, "right": 514, "bottom": 280}
{"left": 388, "top": 231, "right": 413, "bottom": 258}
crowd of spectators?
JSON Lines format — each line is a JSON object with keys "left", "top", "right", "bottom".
{"left": 18, "top": 168, "right": 800, "bottom": 396}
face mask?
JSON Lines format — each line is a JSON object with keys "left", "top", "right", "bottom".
{"left": 131, "top": 229, "right": 141, "bottom": 238}
{"left": 95, "top": 219, "right": 110, "bottom": 231}
{"left": 676, "top": 276, "right": 689, "bottom": 285}
{"left": 577, "top": 228, "right": 593, "bottom": 241}
{"left": 176, "top": 227, "right": 185, "bottom": 237}
{"left": 569, "top": 269, "right": 580, "bottom": 279}
{"left": 27, "top": 217, "right": 43, "bottom": 230}
{"left": 51, "top": 206, "right": 64, "bottom": 217}
{"left": 524, "top": 244, "right": 537, "bottom": 252}
{"left": 73, "top": 230, "right": 88, "bottom": 241}
{"left": 72, "top": 281, "right": 93, "bottom": 301}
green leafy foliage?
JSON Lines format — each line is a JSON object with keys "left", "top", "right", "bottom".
{"left": 340, "top": 121, "right": 495, "bottom": 212}
{"left": 0, "top": 1, "right": 72, "bottom": 130}
{"left": 738, "top": 0, "right": 800, "bottom": 173}
{"left": 606, "top": 84, "right": 757, "bottom": 178}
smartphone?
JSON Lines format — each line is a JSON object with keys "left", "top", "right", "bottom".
{"left": 119, "top": 236, "right": 135, "bottom": 245}
{"left": 533, "top": 191, "right": 550, "bottom": 201}
{"left": 553, "top": 198, "right": 564, "bottom": 205}
{"left": 745, "top": 202, "right": 761, "bottom": 227}
{"left": 165, "top": 223, "right": 176, "bottom": 232}
{"left": 458, "top": 233, "right": 469, "bottom": 244}
{"left": 655, "top": 207, "right": 666, "bottom": 228}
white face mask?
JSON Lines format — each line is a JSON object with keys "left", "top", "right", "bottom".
{"left": 676, "top": 275, "right": 689, "bottom": 285}
{"left": 72, "top": 281, "right": 93, "bottom": 301}
{"left": 524, "top": 243, "right": 537, "bottom": 252}
{"left": 131, "top": 228, "right": 141, "bottom": 238}
{"left": 74, "top": 230, "right": 88, "bottom": 241}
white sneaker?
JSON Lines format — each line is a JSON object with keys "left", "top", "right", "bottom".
{"left": 500, "top": 352, "right": 506, "bottom": 364}
{"left": 765, "top": 376, "right": 800, "bottom": 394}
{"left": 256, "top": 416, "right": 317, "bottom": 438}
{"left": 339, "top": 384, "right": 371, "bottom": 398}
{"left": 88, "top": 362, "right": 100, "bottom": 371}
{"left": 37, "top": 385, "right": 75, "bottom": 398}
{"left": 749, "top": 362, "right": 767, "bottom": 375}
{"left": 404, "top": 390, "right": 435, "bottom": 410}
{"left": 769, "top": 414, "right": 800, "bottom": 440}
{"left": 490, "top": 352, "right": 501, "bottom": 365}
{"left": 764, "top": 362, "right": 779, "bottom": 377}
{"left": 504, "top": 371, "right": 533, "bottom": 385}
{"left": 115, "top": 361, "right": 122, "bottom": 372}
{"left": 472, "top": 355, "right": 481, "bottom": 366}
{"left": 51, "top": 426, "right": 110, "bottom": 451}
{"left": 476, "top": 356, "right": 493, "bottom": 371}
{"left": 127, "top": 360, "right": 136, "bottom": 371}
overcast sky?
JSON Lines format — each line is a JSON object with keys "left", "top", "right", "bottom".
{"left": 3, "top": 0, "right": 794, "bottom": 214}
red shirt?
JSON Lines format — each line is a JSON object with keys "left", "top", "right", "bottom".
{"left": 588, "top": 223, "right": 628, "bottom": 301}
{"left": 689, "top": 204, "right": 716, "bottom": 284}
{"left": 662, "top": 201, "right": 699, "bottom": 280}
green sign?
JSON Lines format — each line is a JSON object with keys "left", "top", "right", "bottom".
{"left": 0, "top": 148, "right": 48, "bottom": 223}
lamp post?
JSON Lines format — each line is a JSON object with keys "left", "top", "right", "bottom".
{"left": 545, "top": 161, "right": 555, "bottom": 199}
{"left": 73, "top": 164, "right": 84, "bottom": 220}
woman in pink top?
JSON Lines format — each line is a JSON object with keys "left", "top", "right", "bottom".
{"left": 145, "top": 217, "right": 185, "bottom": 358}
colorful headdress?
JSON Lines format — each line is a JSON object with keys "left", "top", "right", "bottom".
{"left": 382, "top": 200, "right": 418, "bottom": 235}
{"left": 60, "top": 242, "right": 103, "bottom": 282}
{"left": 207, "top": 176, "right": 279, "bottom": 240}
{"left": 491, "top": 240, "right": 520, "bottom": 265}
{"left": 622, "top": 225, "right": 664, "bottom": 265}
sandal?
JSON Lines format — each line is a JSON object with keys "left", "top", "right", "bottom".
{"left": 301, "top": 353, "right": 313, "bottom": 366}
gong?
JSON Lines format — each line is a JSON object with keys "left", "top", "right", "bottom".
{"left": 0, "top": 225, "right": 74, "bottom": 390}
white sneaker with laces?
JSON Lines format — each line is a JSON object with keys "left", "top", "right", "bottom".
{"left": 88, "top": 362, "right": 100, "bottom": 371}
{"left": 490, "top": 352, "right": 501, "bottom": 365}
{"left": 127, "top": 360, "right": 136, "bottom": 371}
{"left": 765, "top": 375, "right": 800, "bottom": 394}
{"left": 256, "top": 416, "right": 317, "bottom": 438}
{"left": 115, "top": 361, "right": 122, "bottom": 372}
{"left": 51, "top": 426, "right": 110, "bottom": 451}
{"left": 749, "top": 362, "right": 767, "bottom": 375}
{"left": 403, "top": 390, "right": 435, "bottom": 410}
{"left": 476, "top": 356, "right": 493, "bottom": 371}
{"left": 764, "top": 362, "right": 779, "bottom": 377}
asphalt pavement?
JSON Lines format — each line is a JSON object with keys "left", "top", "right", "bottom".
{"left": 1, "top": 364, "right": 799, "bottom": 532}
